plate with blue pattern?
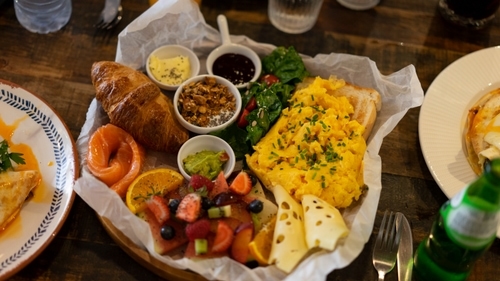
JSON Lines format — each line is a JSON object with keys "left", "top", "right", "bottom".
{"left": 0, "top": 79, "right": 78, "bottom": 279}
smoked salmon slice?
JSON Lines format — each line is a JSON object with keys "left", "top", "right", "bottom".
{"left": 87, "top": 124, "right": 145, "bottom": 198}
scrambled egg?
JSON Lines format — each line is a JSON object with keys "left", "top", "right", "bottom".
{"left": 246, "top": 76, "right": 366, "bottom": 208}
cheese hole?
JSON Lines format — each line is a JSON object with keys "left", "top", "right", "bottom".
{"left": 281, "top": 202, "right": 290, "bottom": 210}
{"left": 276, "top": 234, "right": 285, "bottom": 244}
{"left": 305, "top": 206, "right": 310, "bottom": 212}
{"left": 315, "top": 206, "right": 324, "bottom": 209}
{"left": 316, "top": 220, "right": 322, "bottom": 226}
{"left": 326, "top": 214, "right": 332, "bottom": 218}
{"left": 292, "top": 211, "right": 298, "bottom": 220}
{"left": 280, "top": 213, "right": 289, "bottom": 221}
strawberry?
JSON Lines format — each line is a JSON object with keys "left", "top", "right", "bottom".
{"left": 146, "top": 195, "right": 170, "bottom": 225}
{"left": 189, "top": 174, "right": 214, "bottom": 191}
{"left": 229, "top": 171, "right": 252, "bottom": 196}
{"left": 209, "top": 171, "right": 230, "bottom": 199}
{"left": 212, "top": 220, "right": 234, "bottom": 253}
{"left": 176, "top": 193, "right": 202, "bottom": 223}
{"left": 185, "top": 218, "right": 211, "bottom": 242}
{"left": 231, "top": 222, "right": 254, "bottom": 263}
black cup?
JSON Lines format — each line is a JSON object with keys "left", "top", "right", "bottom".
{"left": 439, "top": 0, "right": 500, "bottom": 29}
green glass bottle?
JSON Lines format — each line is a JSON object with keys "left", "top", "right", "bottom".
{"left": 413, "top": 158, "right": 500, "bottom": 281}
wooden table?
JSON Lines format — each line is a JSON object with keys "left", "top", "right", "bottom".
{"left": 1, "top": 0, "right": 500, "bottom": 280}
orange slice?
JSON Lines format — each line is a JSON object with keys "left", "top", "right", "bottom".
{"left": 248, "top": 214, "right": 277, "bottom": 265}
{"left": 126, "top": 168, "right": 185, "bottom": 214}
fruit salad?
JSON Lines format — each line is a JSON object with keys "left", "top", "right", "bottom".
{"left": 126, "top": 167, "right": 278, "bottom": 265}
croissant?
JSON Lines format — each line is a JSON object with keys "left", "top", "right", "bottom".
{"left": 91, "top": 61, "right": 189, "bottom": 153}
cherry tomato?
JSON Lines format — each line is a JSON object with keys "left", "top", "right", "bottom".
{"left": 245, "top": 97, "right": 257, "bottom": 111}
{"left": 260, "top": 74, "right": 280, "bottom": 86}
{"left": 237, "top": 109, "right": 251, "bottom": 128}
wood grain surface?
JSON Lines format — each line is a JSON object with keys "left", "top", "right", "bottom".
{"left": 2, "top": 0, "right": 500, "bottom": 280}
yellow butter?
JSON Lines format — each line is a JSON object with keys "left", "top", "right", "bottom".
{"left": 149, "top": 55, "right": 191, "bottom": 85}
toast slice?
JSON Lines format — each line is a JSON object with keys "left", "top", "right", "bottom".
{"left": 0, "top": 170, "right": 41, "bottom": 230}
{"left": 296, "top": 76, "right": 381, "bottom": 140}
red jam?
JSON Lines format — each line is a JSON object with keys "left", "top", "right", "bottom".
{"left": 212, "top": 53, "right": 255, "bottom": 85}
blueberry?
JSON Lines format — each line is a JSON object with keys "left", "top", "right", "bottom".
{"left": 201, "top": 196, "right": 214, "bottom": 210}
{"left": 247, "top": 199, "right": 263, "bottom": 213}
{"left": 160, "top": 225, "right": 175, "bottom": 240}
{"left": 249, "top": 173, "right": 258, "bottom": 186}
{"left": 168, "top": 198, "right": 180, "bottom": 214}
{"left": 213, "top": 192, "right": 238, "bottom": 206}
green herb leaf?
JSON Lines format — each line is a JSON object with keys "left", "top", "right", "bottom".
{"left": 0, "top": 140, "right": 25, "bottom": 172}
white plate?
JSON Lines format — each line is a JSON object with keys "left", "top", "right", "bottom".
{"left": 0, "top": 80, "right": 78, "bottom": 279}
{"left": 419, "top": 46, "right": 500, "bottom": 199}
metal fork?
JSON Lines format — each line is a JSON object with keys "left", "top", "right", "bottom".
{"left": 95, "top": 0, "right": 122, "bottom": 30}
{"left": 372, "top": 210, "right": 402, "bottom": 281}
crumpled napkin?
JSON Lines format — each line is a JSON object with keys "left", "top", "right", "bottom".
{"left": 73, "top": 0, "right": 425, "bottom": 280}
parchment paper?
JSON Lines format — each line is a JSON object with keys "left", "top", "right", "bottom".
{"left": 73, "top": 0, "right": 424, "bottom": 280}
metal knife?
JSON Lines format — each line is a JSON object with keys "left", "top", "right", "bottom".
{"left": 396, "top": 212, "right": 413, "bottom": 281}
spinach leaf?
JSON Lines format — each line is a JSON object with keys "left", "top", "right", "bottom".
{"left": 209, "top": 124, "right": 249, "bottom": 160}
{"left": 262, "top": 46, "right": 309, "bottom": 84}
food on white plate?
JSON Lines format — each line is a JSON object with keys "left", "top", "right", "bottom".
{"left": 0, "top": 170, "right": 41, "bottom": 230}
{"left": 91, "top": 61, "right": 189, "bottom": 153}
{"left": 0, "top": 123, "right": 41, "bottom": 231}
{"left": 301, "top": 194, "right": 349, "bottom": 251}
{"left": 86, "top": 124, "right": 145, "bottom": 199}
{"left": 148, "top": 54, "right": 191, "bottom": 85}
{"left": 464, "top": 88, "right": 500, "bottom": 175}
{"left": 247, "top": 76, "right": 381, "bottom": 208}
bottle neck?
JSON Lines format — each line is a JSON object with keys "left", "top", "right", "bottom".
{"left": 465, "top": 174, "right": 500, "bottom": 211}
{"left": 442, "top": 175, "right": 500, "bottom": 250}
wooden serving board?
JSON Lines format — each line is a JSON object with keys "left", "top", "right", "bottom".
{"left": 98, "top": 216, "right": 208, "bottom": 281}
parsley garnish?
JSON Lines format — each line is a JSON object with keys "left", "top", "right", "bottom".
{"left": 0, "top": 140, "right": 25, "bottom": 172}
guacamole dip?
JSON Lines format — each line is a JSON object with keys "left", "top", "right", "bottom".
{"left": 183, "top": 150, "right": 229, "bottom": 180}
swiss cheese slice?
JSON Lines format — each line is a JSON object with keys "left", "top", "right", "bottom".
{"left": 0, "top": 170, "right": 41, "bottom": 230}
{"left": 268, "top": 185, "right": 308, "bottom": 273}
{"left": 302, "top": 194, "right": 349, "bottom": 250}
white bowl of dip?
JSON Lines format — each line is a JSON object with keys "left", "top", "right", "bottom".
{"left": 146, "top": 45, "right": 200, "bottom": 91}
{"left": 177, "top": 135, "right": 236, "bottom": 181}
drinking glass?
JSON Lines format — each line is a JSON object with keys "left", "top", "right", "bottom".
{"left": 268, "top": 0, "right": 324, "bottom": 34}
{"left": 438, "top": 0, "right": 500, "bottom": 29}
{"left": 14, "top": 0, "right": 72, "bottom": 34}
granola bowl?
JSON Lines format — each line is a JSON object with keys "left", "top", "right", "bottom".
{"left": 173, "top": 74, "right": 242, "bottom": 134}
